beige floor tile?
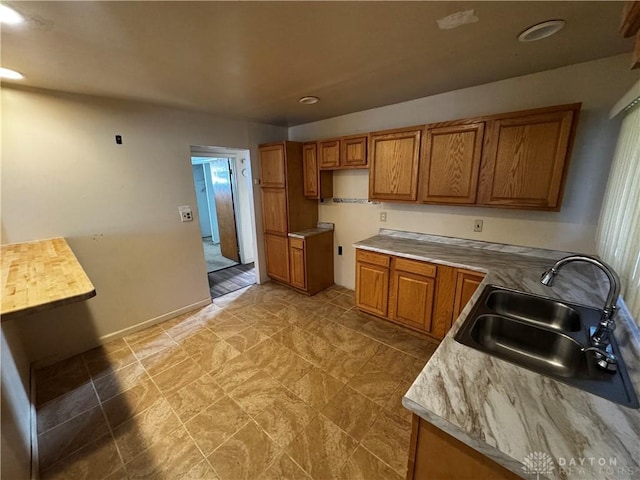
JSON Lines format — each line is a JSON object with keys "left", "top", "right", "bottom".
{"left": 35, "top": 355, "right": 90, "bottom": 407}
{"left": 161, "top": 314, "right": 205, "bottom": 342}
{"left": 273, "top": 326, "right": 332, "bottom": 366}
{"left": 180, "top": 459, "right": 220, "bottom": 479}
{"left": 128, "top": 331, "right": 177, "bottom": 360}
{"left": 185, "top": 395, "right": 251, "bottom": 456}
{"left": 330, "top": 293, "right": 356, "bottom": 310}
{"left": 338, "top": 446, "right": 403, "bottom": 480}
{"left": 384, "top": 380, "right": 414, "bottom": 423}
{"left": 124, "top": 425, "right": 207, "bottom": 479}
{"left": 361, "top": 410, "right": 412, "bottom": 476}
{"left": 112, "top": 398, "right": 182, "bottom": 463}
{"left": 245, "top": 337, "right": 286, "bottom": 369}
{"left": 199, "top": 308, "right": 238, "bottom": 328}
{"left": 208, "top": 421, "right": 279, "bottom": 480}
{"left": 291, "top": 367, "right": 345, "bottom": 410}
{"left": 251, "top": 313, "right": 291, "bottom": 336}
{"left": 83, "top": 345, "right": 138, "bottom": 379}
{"left": 228, "top": 370, "right": 284, "bottom": 417}
{"left": 356, "top": 318, "right": 401, "bottom": 343}
{"left": 93, "top": 361, "right": 150, "bottom": 403}
{"left": 166, "top": 374, "right": 225, "bottom": 423}
{"left": 322, "top": 386, "right": 380, "bottom": 441}
{"left": 262, "top": 347, "right": 313, "bottom": 385}
{"left": 40, "top": 434, "right": 123, "bottom": 480}
{"left": 37, "top": 381, "right": 99, "bottom": 434}
{"left": 211, "top": 352, "right": 261, "bottom": 392}
{"left": 316, "top": 302, "right": 349, "bottom": 320}
{"left": 253, "top": 388, "right": 316, "bottom": 448}
{"left": 335, "top": 309, "right": 371, "bottom": 332}
{"left": 225, "top": 326, "right": 268, "bottom": 353}
{"left": 140, "top": 343, "right": 190, "bottom": 377}
{"left": 188, "top": 339, "right": 240, "bottom": 375}
{"left": 385, "top": 331, "right": 437, "bottom": 359}
{"left": 259, "top": 453, "right": 311, "bottom": 480}
{"left": 319, "top": 348, "right": 368, "bottom": 383}
{"left": 38, "top": 405, "right": 109, "bottom": 470}
{"left": 151, "top": 357, "right": 206, "bottom": 396}
{"left": 348, "top": 363, "right": 402, "bottom": 407}
{"left": 101, "top": 379, "right": 162, "bottom": 429}
{"left": 180, "top": 328, "right": 220, "bottom": 355}
{"left": 286, "top": 415, "right": 358, "bottom": 480}
{"left": 123, "top": 325, "right": 165, "bottom": 345}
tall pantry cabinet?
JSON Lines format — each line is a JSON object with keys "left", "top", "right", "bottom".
{"left": 259, "top": 142, "right": 318, "bottom": 284}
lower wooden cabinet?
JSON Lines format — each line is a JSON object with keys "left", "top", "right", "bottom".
{"left": 355, "top": 248, "right": 485, "bottom": 340}
{"left": 265, "top": 234, "right": 290, "bottom": 283}
{"left": 408, "top": 415, "right": 521, "bottom": 480}
{"left": 286, "top": 231, "right": 334, "bottom": 295}
{"left": 289, "top": 237, "right": 306, "bottom": 290}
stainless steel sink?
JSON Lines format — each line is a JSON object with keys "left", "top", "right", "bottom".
{"left": 486, "top": 289, "right": 581, "bottom": 332}
{"left": 455, "top": 285, "right": 639, "bottom": 408}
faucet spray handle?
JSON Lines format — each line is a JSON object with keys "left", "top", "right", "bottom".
{"left": 582, "top": 346, "right": 617, "bottom": 373}
{"left": 540, "top": 267, "right": 556, "bottom": 286}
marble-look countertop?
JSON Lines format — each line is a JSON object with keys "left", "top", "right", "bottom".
{"left": 354, "top": 229, "right": 640, "bottom": 480}
{"left": 289, "top": 222, "right": 334, "bottom": 239}
{"left": 1, "top": 238, "right": 96, "bottom": 320}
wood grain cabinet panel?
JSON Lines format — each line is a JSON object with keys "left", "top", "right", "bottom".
{"left": 260, "top": 144, "right": 286, "bottom": 188}
{"left": 303, "top": 142, "right": 333, "bottom": 199}
{"left": 389, "top": 270, "right": 435, "bottom": 332}
{"left": 289, "top": 240, "right": 306, "bottom": 290}
{"left": 265, "top": 234, "right": 290, "bottom": 283}
{"left": 369, "top": 128, "right": 422, "bottom": 201}
{"left": 419, "top": 123, "right": 484, "bottom": 204}
{"left": 319, "top": 139, "right": 341, "bottom": 169}
{"left": 408, "top": 415, "right": 521, "bottom": 480}
{"left": 356, "top": 260, "right": 389, "bottom": 317}
{"left": 452, "top": 269, "right": 485, "bottom": 323}
{"left": 478, "top": 109, "right": 577, "bottom": 209}
{"left": 261, "top": 188, "right": 288, "bottom": 235}
{"left": 341, "top": 135, "right": 368, "bottom": 168}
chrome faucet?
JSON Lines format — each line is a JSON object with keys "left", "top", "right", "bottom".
{"left": 540, "top": 255, "right": 621, "bottom": 368}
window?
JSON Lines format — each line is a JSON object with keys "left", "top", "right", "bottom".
{"left": 596, "top": 82, "right": 640, "bottom": 322}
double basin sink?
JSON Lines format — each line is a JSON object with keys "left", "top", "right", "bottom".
{"left": 454, "top": 285, "right": 638, "bottom": 408}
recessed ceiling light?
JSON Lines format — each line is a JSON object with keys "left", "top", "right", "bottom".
{"left": 518, "top": 20, "right": 566, "bottom": 42}
{"left": 0, "top": 67, "right": 24, "bottom": 80}
{"left": 0, "top": 4, "right": 24, "bottom": 25}
{"left": 299, "top": 96, "right": 319, "bottom": 105}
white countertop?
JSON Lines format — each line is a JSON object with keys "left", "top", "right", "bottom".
{"left": 354, "top": 229, "right": 640, "bottom": 480}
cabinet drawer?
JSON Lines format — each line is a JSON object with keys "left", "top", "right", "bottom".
{"left": 289, "top": 237, "right": 304, "bottom": 249}
{"left": 356, "top": 249, "right": 390, "bottom": 268}
{"left": 394, "top": 257, "right": 436, "bottom": 277}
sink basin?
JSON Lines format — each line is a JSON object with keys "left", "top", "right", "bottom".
{"left": 486, "top": 289, "right": 581, "bottom": 332}
{"left": 471, "top": 314, "right": 586, "bottom": 378}
{"left": 454, "top": 285, "right": 639, "bottom": 408}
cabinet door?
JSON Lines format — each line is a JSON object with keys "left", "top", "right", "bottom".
{"left": 261, "top": 188, "right": 288, "bottom": 235}
{"left": 452, "top": 269, "right": 485, "bottom": 321}
{"left": 264, "top": 234, "right": 290, "bottom": 283}
{"left": 389, "top": 269, "right": 435, "bottom": 332}
{"left": 260, "top": 144, "right": 286, "bottom": 188}
{"left": 369, "top": 128, "right": 421, "bottom": 201}
{"left": 341, "top": 135, "right": 368, "bottom": 168}
{"left": 302, "top": 143, "right": 319, "bottom": 198}
{"left": 319, "top": 139, "right": 341, "bottom": 169}
{"left": 356, "top": 261, "right": 390, "bottom": 317}
{"left": 478, "top": 109, "right": 576, "bottom": 209}
{"left": 289, "top": 239, "right": 306, "bottom": 290}
{"left": 419, "top": 123, "right": 484, "bottom": 204}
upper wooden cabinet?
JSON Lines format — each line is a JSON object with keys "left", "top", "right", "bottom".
{"left": 419, "top": 122, "right": 484, "bottom": 204}
{"left": 303, "top": 142, "right": 333, "bottom": 199}
{"left": 341, "top": 135, "right": 368, "bottom": 168}
{"left": 369, "top": 127, "right": 422, "bottom": 201}
{"left": 317, "top": 135, "right": 369, "bottom": 170}
{"left": 319, "top": 139, "right": 341, "bottom": 169}
{"left": 259, "top": 144, "right": 286, "bottom": 188}
{"left": 478, "top": 107, "right": 578, "bottom": 210}
{"left": 261, "top": 188, "right": 288, "bottom": 235}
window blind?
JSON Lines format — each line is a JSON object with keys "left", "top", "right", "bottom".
{"left": 596, "top": 90, "right": 640, "bottom": 323}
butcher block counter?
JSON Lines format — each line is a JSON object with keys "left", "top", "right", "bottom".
{"left": 1, "top": 238, "right": 95, "bottom": 320}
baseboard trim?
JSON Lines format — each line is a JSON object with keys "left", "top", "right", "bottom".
{"left": 31, "top": 298, "right": 212, "bottom": 370}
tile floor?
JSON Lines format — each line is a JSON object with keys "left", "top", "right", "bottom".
{"left": 35, "top": 282, "right": 439, "bottom": 480}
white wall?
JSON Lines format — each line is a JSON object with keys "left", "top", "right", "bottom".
{"left": 234, "top": 153, "right": 255, "bottom": 264}
{"left": 289, "top": 54, "right": 639, "bottom": 289}
{"left": 1, "top": 86, "right": 286, "bottom": 363}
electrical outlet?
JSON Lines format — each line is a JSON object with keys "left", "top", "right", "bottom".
{"left": 338, "top": 246, "right": 343, "bottom": 256}
{"left": 380, "top": 212, "right": 387, "bottom": 222}
{"left": 474, "top": 219, "right": 483, "bottom": 232}
{"left": 179, "top": 205, "right": 193, "bottom": 222}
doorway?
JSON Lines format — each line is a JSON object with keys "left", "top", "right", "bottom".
{"left": 191, "top": 146, "right": 257, "bottom": 298}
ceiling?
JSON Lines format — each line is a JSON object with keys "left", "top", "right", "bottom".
{"left": 1, "top": 1, "right": 633, "bottom": 126}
